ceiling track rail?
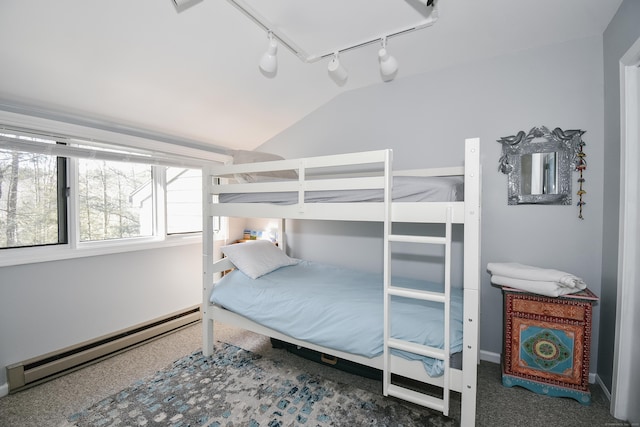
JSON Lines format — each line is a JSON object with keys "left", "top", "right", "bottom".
{"left": 226, "top": 0, "right": 439, "bottom": 63}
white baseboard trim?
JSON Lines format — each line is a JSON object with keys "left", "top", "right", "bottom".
{"left": 479, "top": 350, "right": 501, "bottom": 364}
{"left": 0, "top": 382, "right": 8, "bottom": 398}
{"left": 595, "top": 374, "right": 612, "bottom": 399}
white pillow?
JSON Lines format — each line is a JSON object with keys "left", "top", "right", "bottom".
{"left": 221, "top": 240, "right": 299, "bottom": 279}
{"left": 229, "top": 150, "right": 298, "bottom": 183}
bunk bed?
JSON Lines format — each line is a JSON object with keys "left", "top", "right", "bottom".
{"left": 202, "top": 138, "right": 481, "bottom": 427}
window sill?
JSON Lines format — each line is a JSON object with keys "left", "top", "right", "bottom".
{"left": 0, "top": 234, "right": 202, "bottom": 268}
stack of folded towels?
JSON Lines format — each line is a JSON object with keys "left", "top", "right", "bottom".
{"left": 487, "top": 262, "right": 587, "bottom": 297}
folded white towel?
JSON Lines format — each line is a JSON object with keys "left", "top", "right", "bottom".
{"left": 490, "top": 275, "right": 587, "bottom": 297}
{"left": 486, "top": 262, "right": 586, "bottom": 289}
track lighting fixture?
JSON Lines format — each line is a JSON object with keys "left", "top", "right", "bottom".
{"left": 259, "top": 32, "right": 278, "bottom": 77}
{"left": 327, "top": 52, "right": 348, "bottom": 86}
{"left": 378, "top": 38, "right": 398, "bottom": 81}
{"left": 227, "top": 0, "right": 440, "bottom": 83}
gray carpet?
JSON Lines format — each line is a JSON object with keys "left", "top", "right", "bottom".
{"left": 0, "top": 322, "right": 629, "bottom": 426}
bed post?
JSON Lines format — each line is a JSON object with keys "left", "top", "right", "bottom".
{"left": 461, "top": 138, "right": 481, "bottom": 427}
{"left": 278, "top": 218, "right": 286, "bottom": 253}
{"left": 202, "top": 166, "right": 215, "bottom": 357}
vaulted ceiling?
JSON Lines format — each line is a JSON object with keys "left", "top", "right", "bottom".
{"left": 0, "top": 0, "right": 622, "bottom": 151}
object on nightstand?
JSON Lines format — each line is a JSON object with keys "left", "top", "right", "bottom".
{"left": 501, "top": 286, "right": 598, "bottom": 405}
{"left": 488, "top": 262, "right": 587, "bottom": 297}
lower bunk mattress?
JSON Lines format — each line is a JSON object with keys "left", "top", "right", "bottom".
{"left": 210, "top": 260, "right": 463, "bottom": 377}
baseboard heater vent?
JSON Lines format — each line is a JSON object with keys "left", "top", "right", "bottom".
{"left": 6, "top": 306, "right": 201, "bottom": 393}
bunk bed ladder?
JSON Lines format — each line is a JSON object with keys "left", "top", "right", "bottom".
{"left": 383, "top": 204, "right": 453, "bottom": 416}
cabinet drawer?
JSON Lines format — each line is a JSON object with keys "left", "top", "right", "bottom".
{"left": 512, "top": 298, "right": 586, "bottom": 321}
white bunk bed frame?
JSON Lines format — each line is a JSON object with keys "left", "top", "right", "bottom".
{"left": 202, "top": 138, "right": 481, "bottom": 426}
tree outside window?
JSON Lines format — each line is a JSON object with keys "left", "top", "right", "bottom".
{"left": 78, "top": 159, "right": 152, "bottom": 241}
{"left": 0, "top": 148, "right": 65, "bottom": 248}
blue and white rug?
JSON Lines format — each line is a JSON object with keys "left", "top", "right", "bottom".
{"left": 69, "top": 343, "right": 454, "bottom": 426}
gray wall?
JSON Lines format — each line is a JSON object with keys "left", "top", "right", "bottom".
{"left": 260, "top": 36, "right": 606, "bottom": 368}
{"left": 0, "top": 243, "right": 202, "bottom": 388}
{"left": 599, "top": 0, "right": 640, "bottom": 393}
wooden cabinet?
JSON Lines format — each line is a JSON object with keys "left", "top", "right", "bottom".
{"left": 501, "top": 287, "right": 598, "bottom": 405}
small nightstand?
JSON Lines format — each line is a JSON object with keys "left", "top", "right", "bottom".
{"left": 501, "top": 286, "right": 598, "bottom": 405}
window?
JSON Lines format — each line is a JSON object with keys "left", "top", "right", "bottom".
{"left": 78, "top": 158, "right": 153, "bottom": 241}
{"left": 1, "top": 126, "right": 211, "bottom": 257}
{"left": 0, "top": 142, "right": 67, "bottom": 249}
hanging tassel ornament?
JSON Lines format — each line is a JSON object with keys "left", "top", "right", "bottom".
{"left": 575, "top": 138, "right": 587, "bottom": 219}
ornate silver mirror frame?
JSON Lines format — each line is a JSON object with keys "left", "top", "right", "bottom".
{"left": 498, "top": 126, "right": 586, "bottom": 207}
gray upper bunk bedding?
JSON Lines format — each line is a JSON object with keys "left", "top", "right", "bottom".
{"left": 218, "top": 176, "right": 464, "bottom": 204}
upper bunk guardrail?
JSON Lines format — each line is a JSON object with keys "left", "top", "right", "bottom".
{"left": 209, "top": 149, "right": 392, "bottom": 196}
{"left": 210, "top": 149, "right": 390, "bottom": 178}
{"left": 213, "top": 176, "right": 388, "bottom": 195}
{"left": 208, "top": 149, "right": 465, "bottom": 196}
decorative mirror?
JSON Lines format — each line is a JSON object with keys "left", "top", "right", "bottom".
{"left": 498, "top": 126, "right": 587, "bottom": 216}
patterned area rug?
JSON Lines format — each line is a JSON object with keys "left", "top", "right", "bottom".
{"left": 69, "top": 343, "right": 454, "bottom": 426}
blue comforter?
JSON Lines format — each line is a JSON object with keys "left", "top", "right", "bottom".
{"left": 210, "top": 260, "right": 463, "bottom": 376}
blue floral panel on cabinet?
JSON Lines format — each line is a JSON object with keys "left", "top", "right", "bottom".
{"left": 520, "top": 326, "right": 573, "bottom": 374}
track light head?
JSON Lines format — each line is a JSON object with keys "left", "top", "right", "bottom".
{"left": 412, "top": 0, "right": 437, "bottom": 7}
{"left": 327, "top": 53, "right": 348, "bottom": 86}
{"left": 259, "top": 33, "right": 278, "bottom": 77}
{"left": 171, "top": 0, "right": 203, "bottom": 13}
{"left": 378, "top": 47, "right": 398, "bottom": 81}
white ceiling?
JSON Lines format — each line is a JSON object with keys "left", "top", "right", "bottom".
{"left": 0, "top": 0, "right": 621, "bottom": 152}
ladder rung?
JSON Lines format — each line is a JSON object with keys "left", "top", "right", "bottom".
{"left": 388, "top": 234, "right": 446, "bottom": 245}
{"left": 388, "top": 286, "right": 445, "bottom": 303}
{"left": 387, "top": 338, "right": 446, "bottom": 360}
{"left": 387, "top": 384, "right": 446, "bottom": 413}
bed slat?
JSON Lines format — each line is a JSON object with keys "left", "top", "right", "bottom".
{"left": 387, "top": 384, "right": 446, "bottom": 412}
{"left": 387, "top": 338, "right": 446, "bottom": 360}
{"left": 387, "top": 286, "right": 446, "bottom": 303}
{"left": 388, "top": 234, "right": 447, "bottom": 245}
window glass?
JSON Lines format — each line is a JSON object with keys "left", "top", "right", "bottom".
{"left": 0, "top": 147, "right": 66, "bottom": 248}
{"left": 1, "top": 127, "right": 209, "bottom": 257}
{"left": 78, "top": 159, "right": 152, "bottom": 241}
{"left": 166, "top": 167, "right": 202, "bottom": 234}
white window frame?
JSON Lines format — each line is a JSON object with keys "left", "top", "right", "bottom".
{"left": 69, "top": 156, "right": 163, "bottom": 248}
{"left": 0, "top": 110, "right": 228, "bottom": 267}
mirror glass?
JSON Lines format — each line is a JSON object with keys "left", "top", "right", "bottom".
{"left": 521, "top": 152, "right": 557, "bottom": 195}
{"left": 498, "top": 126, "right": 584, "bottom": 205}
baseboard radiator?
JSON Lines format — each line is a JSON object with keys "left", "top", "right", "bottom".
{"left": 6, "top": 305, "right": 201, "bottom": 393}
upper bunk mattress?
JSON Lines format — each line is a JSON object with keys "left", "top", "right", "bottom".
{"left": 219, "top": 176, "right": 463, "bottom": 205}
{"left": 210, "top": 260, "right": 463, "bottom": 377}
